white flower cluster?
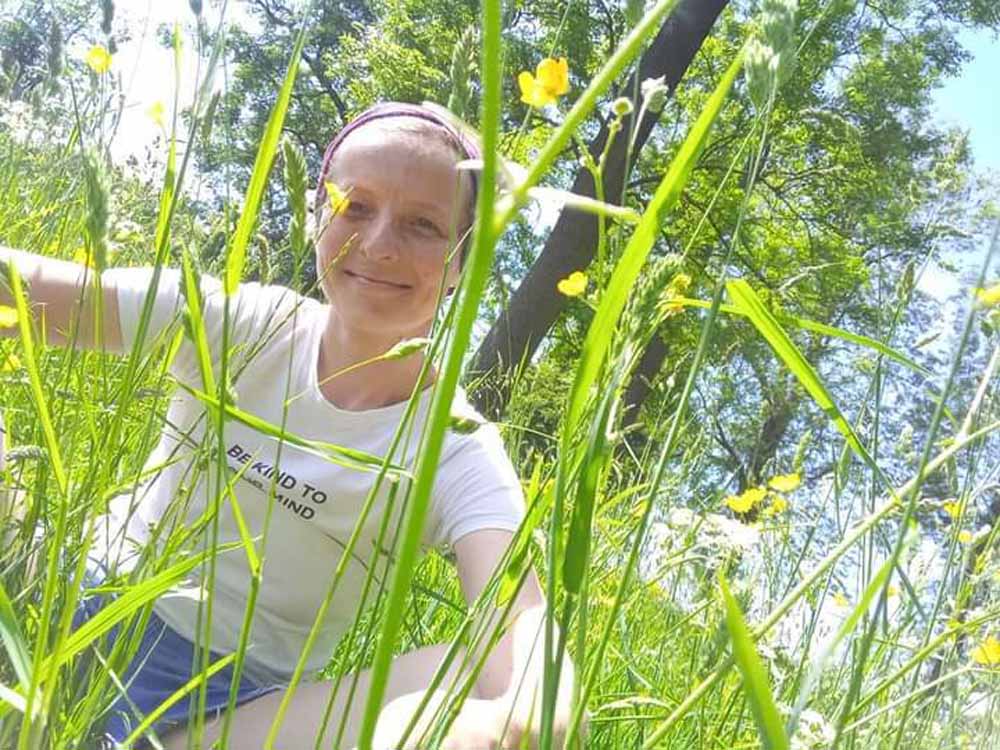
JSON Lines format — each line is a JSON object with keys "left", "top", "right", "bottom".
{"left": 663, "top": 506, "right": 761, "bottom": 554}
{"left": 790, "top": 708, "right": 835, "bottom": 749}
{"left": 746, "top": 0, "right": 799, "bottom": 108}
{"left": 0, "top": 100, "right": 39, "bottom": 145}
{"left": 640, "top": 75, "right": 669, "bottom": 114}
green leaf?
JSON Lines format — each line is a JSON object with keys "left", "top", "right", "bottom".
{"left": 224, "top": 30, "right": 306, "bottom": 295}
{"left": 180, "top": 247, "right": 217, "bottom": 395}
{"left": 791, "top": 553, "right": 896, "bottom": 732}
{"left": 6, "top": 262, "right": 67, "bottom": 495}
{"left": 562, "top": 365, "right": 620, "bottom": 594}
{"left": 40, "top": 546, "right": 239, "bottom": 676}
{"left": 561, "top": 53, "right": 742, "bottom": 457}
{"left": 675, "top": 297, "right": 931, "bottom": 377}
{"left": 0, "top": 581, "right": 31, "bottom": 690}
{"left": 726, "top": 279, "right": 880, "bottom": 474}
{"left": 498, "top": 460, "right": 551, "bottom": 606}
{"left": 179, "top": 383, "right": 408, "bottom": 478}
{"left": 720, "top": 573, "right": 789, "bottom": 750}
{"left": 122, "top": 652, "right": 236, "bottom": 747}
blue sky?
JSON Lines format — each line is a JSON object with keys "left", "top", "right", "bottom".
{"left": 932, "top": 28, "right": 1000, "bottom": 172}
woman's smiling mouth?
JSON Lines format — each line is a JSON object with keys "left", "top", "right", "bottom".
{"left": 343, "top": 269, "right": 410, "bottom": 289}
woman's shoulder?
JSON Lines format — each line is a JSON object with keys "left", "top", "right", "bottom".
{"left": 441, "top": 388, "right": 513, "bottom": 468}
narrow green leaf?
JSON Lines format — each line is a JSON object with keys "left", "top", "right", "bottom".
{"left": 178, "top": 383, "right": 407, "bottom": 477}
{"left": 726, "top": 279, "right": 879, "bottom": 473}
{"left": 791, "top": 554, "right": 896, "bottom": 731}
{"left": 224, "top": 461, "right": 261, "bottom": 576}
{"left": 720, "top": 573, "right": 789, "bottom": 750}
{"left": 562, "top": 367, "right": 619, "bottom": 594}
{"left": 676, "top": 297, "right": 931, "bottom": 377}
{"left": 6, "top": 262, "right": 67, "bottom": 494}
{"left": 0, "top": 682, "right": 29, "bottom": 716}
{"left": 0, "top": 582, "right": 31, "bottom": 689}
{"left": 39, "top": 546, "right": 238, "bottom": 676}
{"left": 561, "top": 52, "right": 742, "bottom": 453}
{"left": 224, "top": 30, "right": 306, "bottom": 295}
{"left": 121, "top": 653, "right": 236, "bottom": 747}
{"left": 498, "top": 463, "right": 551, "bottom": 606}
{"left": 180, "top": 247, "right": 217, "bottom": 395}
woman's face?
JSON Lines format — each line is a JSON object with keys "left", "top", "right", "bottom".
{"left": 315, "top": 123, "right": 470, "bottom": 339}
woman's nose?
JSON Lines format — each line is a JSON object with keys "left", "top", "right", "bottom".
{"left": 358, "top": 212, "right": 401, "bottom": 261}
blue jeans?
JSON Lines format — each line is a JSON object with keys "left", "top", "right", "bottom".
{"left": 73, "top": 571, "right": 281, "bottom": 746}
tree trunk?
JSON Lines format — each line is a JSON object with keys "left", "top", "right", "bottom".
{"left": 621, "top": 334, "right": 670, "bottom": 429}
{"left": 469, "top": 0, "right": 731, "bottom": 419}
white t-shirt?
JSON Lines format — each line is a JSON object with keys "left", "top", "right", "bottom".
{"left": 96, "top": 267, "right": 524, "bottom": 685}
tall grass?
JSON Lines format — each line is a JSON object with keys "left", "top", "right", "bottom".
{"left": 0, "top": 1, "right": 998, "bottom": 749}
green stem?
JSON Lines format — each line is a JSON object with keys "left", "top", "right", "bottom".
{"left": 354, "top": 3, "right": 502, "bottom": 746}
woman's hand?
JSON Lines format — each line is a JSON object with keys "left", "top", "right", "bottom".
{"left": 371, "top": 688, "right": 573, "bottom": 750}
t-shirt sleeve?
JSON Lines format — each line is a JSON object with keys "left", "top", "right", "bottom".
{"left": 103, "top": 266, "right": 296, "bottom": 385}
{"left": 425, "top": 424, "right": 525, "bottom": 549}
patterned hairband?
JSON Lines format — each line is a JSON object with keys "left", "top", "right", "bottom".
{"left": 314, "top": 102, "right": 481, "bottom": 215}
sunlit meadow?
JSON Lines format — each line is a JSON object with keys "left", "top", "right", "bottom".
{"left": 1, "top": 0, "right": 998, "bottom": 748}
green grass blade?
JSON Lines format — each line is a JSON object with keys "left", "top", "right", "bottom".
{"left": 6, "top": 262, "right": 67, "bottom": 494}
{"left": 224, "top": 461, "right": 261, "bottom": 576}
{"left": 121, "top": 653, "right": 236, "bottom": 747}
{"left": 726, "top": 279, "right": 880, "bottom": 473}
{"left": 39, "top": 545, "right": 239, "bottom": 676}
{"left": 676, "top": 297, "right": 931, "bottom": 377}
{"left": 560, "top": 52, "right": 742, "bottom": 453}
{"left": 224, "top": 29, "right": 306, "bottom": 295}
{"left": 546, "top": 47, "right": 743, "bottom": 750}
{"left": 791, "top": 551, "right": 896, "bottom": 733}
{"left": 0, "top": 581, "right": 32, "bottom": 689}
{"left": 178, "top": 383, "right": 407, "bottom": 477}
{"left": 720, "top": 573, "right": 789, "bottom": 750}
{"left": 0, "top": 682, "right": 28, "bottom": 716}
{"left": 353, "top": 2, "right": 504, "bottom": 746}
{"left": 562, "top": 366, "right": 619, "bottom": 595}
{"left": 180, "top": 247, "right": 217, "bottom": 395}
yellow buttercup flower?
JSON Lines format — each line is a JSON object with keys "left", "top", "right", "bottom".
{"left": 975, "top": 283, "right": 1000, "bottom": 307}
{"left": 768, "top": 472, "right": 801, "bottom": 493}
{"left": 557, "top": 271, "right": 587, "bottom": 297}
{"left": 0, "top": 305, "right": 17, "bottom": 328}
{"left": 833, "top": 592, "right": 850, "bottom": 608}
{"left": 147, "top": 101, "right": 166, "bottom": 128}
{"left": 518, "top": 57, "right": 570, "bottom": 108}
{"left": 762, "top": 495, "right": 788, "bottom": 517}
{"left": 958, "top": 530, "right": 973, "bottom": 544}
{"left": 971, "top": 635, "right": 1000, "bottom": 667}
{"left": 724, "top": 486, "right": 766, "bottom": 514}
{"left": 86, "top": 44, "right": 112, "bottom": 75}
{"left": 942, "top": 499, "right": 961, "bottom": 519}
{"left": 324, "top": 180, "right": 350, "bottom": 216}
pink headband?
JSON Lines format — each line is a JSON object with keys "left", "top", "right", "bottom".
{"left": 314, "top": 102, "right": 481, "bottom": 215}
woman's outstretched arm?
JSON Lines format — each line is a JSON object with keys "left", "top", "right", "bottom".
{"left": 1, "top": 246, "right": 124, "bottom": 351}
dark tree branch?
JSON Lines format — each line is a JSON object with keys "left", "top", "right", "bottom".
{"left": 469, "top": 0, "right": 731, "bottom": 419}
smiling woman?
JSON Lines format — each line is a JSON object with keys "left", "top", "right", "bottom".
{"left": 0, "top": 102, "right": 576, "bottom": 749}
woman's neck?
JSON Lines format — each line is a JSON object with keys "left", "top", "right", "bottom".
{"left": 317, "top": 304, "right": 435, "bottom": 411}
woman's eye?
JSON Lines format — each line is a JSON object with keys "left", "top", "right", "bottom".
{"left": 413, "top": 217, "right": 442, "bottom": 235}
{"left": 345, "top": 201, "right": 369, "bottom": 217}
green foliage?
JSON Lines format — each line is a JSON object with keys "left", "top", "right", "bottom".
{"left": 1, "top": 0, "right": 999, "bottom": 747}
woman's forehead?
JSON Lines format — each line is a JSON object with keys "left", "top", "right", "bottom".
{"left": 327, "top": 125, "right": 469, "bottom": 204}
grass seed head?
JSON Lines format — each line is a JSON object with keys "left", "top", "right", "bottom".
{"left": 83, "top": 150, "right": 110, "bottom": 270}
